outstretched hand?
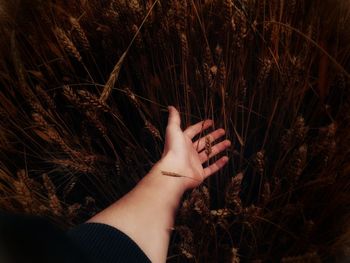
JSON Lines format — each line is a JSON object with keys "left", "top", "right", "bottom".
{"left": 88, "top": 106, "right": 231, "bottom": 263}
{"left": 158, "top": 106, "right": 231, "bottom": 190}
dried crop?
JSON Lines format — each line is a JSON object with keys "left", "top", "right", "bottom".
{"left": 0, "top": 0, "right": 350, "bottom": 262}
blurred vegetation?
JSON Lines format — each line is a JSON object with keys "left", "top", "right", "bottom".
{"left": 0, "top": 0, "right": 350, "bottom": 261}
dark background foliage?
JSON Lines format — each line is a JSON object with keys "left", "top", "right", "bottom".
{"left": 0, "top": 0, "right": 350, "bottom": 261}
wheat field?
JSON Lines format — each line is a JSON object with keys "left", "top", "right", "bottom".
{"left": 0, "top": 0, "right": 350, "bottom": 262}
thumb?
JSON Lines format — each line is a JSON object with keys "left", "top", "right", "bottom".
{"left": 167, "top": 106, "right": 181, "bottom": 127}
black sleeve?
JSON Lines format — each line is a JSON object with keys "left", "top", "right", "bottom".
{"left": 0, "top": 213, "right": 90, "bottom": 263}
{"left": 67, "top": 223, "right": 151, "bottom": 263}
{"left": 0, "top": 213, "right": 151, "bottom": 263}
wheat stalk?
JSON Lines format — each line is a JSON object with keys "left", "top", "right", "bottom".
{"left": 69, "top": 17, "right": 90, "bottom": 51}
{"left": 42, "top": 173, "right": 63, "bottom": 216}
{"left": 205, "top": 136, "right": 212, "bottom": 157}
{"left": 77, "top": 90, "right": 110, "bottom": 112}
{"left": 54, "top": 27, "right": 82, "bottom": 62}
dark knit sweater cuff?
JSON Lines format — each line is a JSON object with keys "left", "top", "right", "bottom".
{"left": 68, "top": 223, "right": 151, "bottom": 263}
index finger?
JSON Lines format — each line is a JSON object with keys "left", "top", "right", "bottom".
{"left": 184, "top": 119, "right": 213, "bottom": 139}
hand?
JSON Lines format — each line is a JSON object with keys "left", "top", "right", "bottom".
{"left": 157, "top": 106, "right": 231, "bottom": 191}
{"left": 89, "top": 106, "right": 230, "bottom": 263}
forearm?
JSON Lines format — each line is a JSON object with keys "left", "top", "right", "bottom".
{"left": 87, "top": 157, "right": 186, "bottom": 263}
{"left": 86, "top": 107, "right": 230, "bottom": 262}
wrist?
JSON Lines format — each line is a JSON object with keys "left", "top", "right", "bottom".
{"left": 139, "top": 156, "right": 188, "bottom": 205}
{"left": 155, "top": 153, "right": 191, "bottom": 191}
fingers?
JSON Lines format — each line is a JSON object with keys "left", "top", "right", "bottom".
{"left": 193, "top": 128, "right": 226, "bottom": 152}
{"left": 184, "top": 119, "right": 213, "bottom": 139}
{"left": 203, "top": 156, "right": 229, "bottom": 178}
{"left": 167, "top": 106, "right": 181, "bottom": 127}
{"left": 199, "top": 139, "right": 231, "bottom": 163}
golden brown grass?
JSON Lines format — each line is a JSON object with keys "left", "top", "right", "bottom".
{"left": 0, "top": 0, "right": 350, "bottom": 261}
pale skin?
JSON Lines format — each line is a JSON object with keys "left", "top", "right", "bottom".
{"left": 88, "top": 106, "right": 231, "bottom": 263}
